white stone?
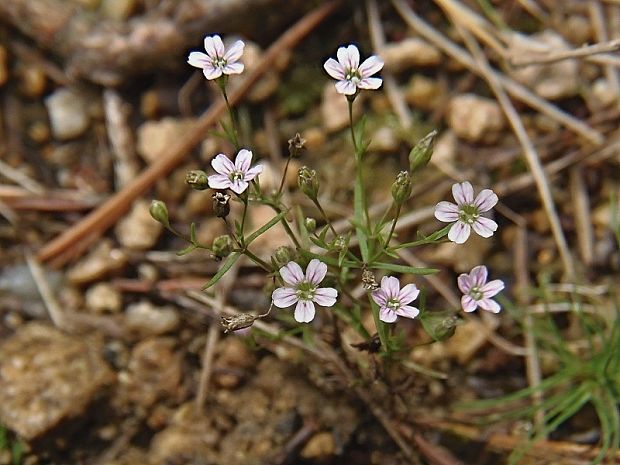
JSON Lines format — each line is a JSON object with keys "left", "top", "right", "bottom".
{"left": 45, "top": 88, "right": 90, "bottom": 140}
{"left": 447, "top": 94, "right": 505, "bottom": 143}
{"left": 115, "top": 199, "right": 163, "bottom": 250}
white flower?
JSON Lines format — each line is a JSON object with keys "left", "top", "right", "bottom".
{"left": 188, "top": 35, "right": 244, "bottom": 80}
{"left": 272, "top": 259, "right": 338, "bottom": 323}
{"left": 458, "top": 266, "right": 504, "bottom": 313}
{"left": 371, "top": 276, "right": 420, "bottom": 323}
{"left": 323, "top": 44, "right": 384, "bottom": 95}
{"left": 434, "top": 182, "right": 498, "bottom": 244}
{"left": 208, "top": 149, "right": 263, "bottom": 194}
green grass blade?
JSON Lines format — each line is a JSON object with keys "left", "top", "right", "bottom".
{"left": 202, "top": 252, "right": 241, "bottom": 290}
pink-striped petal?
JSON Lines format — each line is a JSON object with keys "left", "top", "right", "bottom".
{"left": 434, "top": 201, "right": 460, "bottom": 222}
{"left": 294, "top": 300, "right": 316, "bottom": 323}
{"left": 229, "top": 179, "right": 249, "bottom": 194}
{"left": 457, "top": 273, "right": 473, "bottom": 294}
{"left": 358, "top": 55, "right": 384, "bottom": 77}
{"left": 280, "top": 261, "right": 304, "bottom": 286}
{"left": 187, "top": 52, "right": 210, "bottom": 68}
{"left": 379, "top": 307, "right": 398, "bottom": 323}
{"left": 324, "top": 58, "right": 345, "bottom": 80}
{"left": 335, "top": 80, "right": 357, "bottom": 95}
{"left": 223, "top": 62, "right": 244, "bottom": 75}
{"left": 235, "top": 149, "right": 253, "bottom": 172}
{"left": 272, "top": 287, "right": 298, "bottom": 308}
{"left": 472, "top": 217, "right": 497, "bottom": 238}
{"left": 470, "top": 266, "right": 488, "bottom": 288}
{"left": 461, "top": 295, "right": 478, "bottom": 312}
{"left": 398, "top": 283, "right": 419, "bottom": 305}
{"left": 204, "top": 35, "right": 225, "bottom": 58}
{"left": 357, "top": 77, "right": 383, "bottom": 90}
{"left": 382, "top": 276, "right": 400, "bottom": 299}
{"left": 224, "top": 40, "right": 244, "bottom": 62}
{"left": 203, "top": 65, "right": 223, "bottom": 80}
{"left": 244, "top": 164, "right": 263, "bottom": 181}
{"left": 211, "top": 154, "right": 235, "bottom": 175}
{"left": 337, "top": 45, "right": 360, "bottom": 70}
{"left": 481, "top": 279, "right": 505, "bottom": 298}
{"left": 474, "top": 189, "right": 498, "bottom": 212}
{"left": 305, "top": 259, "right": 327, "bottom": 285}
{"left": 395, "top": 305, "right": 420, "bottom": 320}
{"left": 371, "top": 288, "right": 388, "bottom": 307}
{"left": 313, "top": 287, "right": 337, "bottom": 307}
{"left": 448, "top": 221, "right": 471, "bottom": 244}
{"left": 452, "top": 182, "right": 474, "bottom": 205}
{"left": 207, "top": 174, "right": 231, "bottom": 190}
{"left": 478, "top": 298, "right": 501, "bottom": 313}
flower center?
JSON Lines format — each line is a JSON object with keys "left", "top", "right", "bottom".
{"left": 458, "top": 204, "right": 480, "bottom": 225}
{"left": 296, "top": 281, "right": 317, "bottom": 301}
{"left": 469, "top": 286, "right": 483, "bottom": 301}
{"left": 212, "top": 57, "right": 227, "bottom": 69}
{"left": 345, "top": 69, "right": 361, "bottom": 82}
{"left": 229, "top": 171, "right": 244, "bottom": 182}
{"left": 387, "top": 298, "right": 401, "bottom": 311}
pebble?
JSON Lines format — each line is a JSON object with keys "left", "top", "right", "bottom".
{"left": 0, "top": 323, "right": 114, "bottom": 440}
{"left": 431, "top": 130, "right": 457, "bottom": 168}
{"left": 588, "top": 78, "right": 618, "bottom": 111}
{"left": 447, "top": 93, "right": 505, "bottom": 143}
{"left": 368, "top": 126, "right": 399, "bottom": 153}
{"left": 136, "top": 117, "right": 196, "bottom": 163}
{"left": 248, "top": 204, "right": 291, "bottom": 258}
{"left": 85, "top": 282, "right": 122, "bottom": 314}
{"left": 321, "top": 83, "right": 363, "bottom": 133}
{"left": 18, "top": 65, "right": 47, "bottom": 98}
{"left": 115, "top": 199, "right": 163, "bottom": 250}
{"left": 0, "top": 45, "right": 7, "bottom": 87}
{"left": 405, "top": 74, "right": 442, "bottom": 111}
{"left": 67, "top": 239, "right": 127, "bottom": 285}
{"left": 302, "top": 127, "right": 326, "bottom": 151}
{"left": 100, "top": 0, "right": 136, "bottom": 21}
{"left": 380, "top": 38, "right": 441, "bottom": 73}
{"left": 44, "top": 88, "right": 90, "bottom": 140}
{"left": 300, "top": 432, "right": 336, "bottom": 459}
{"left": 508, "top": 30, "right": 579, "bottom": 100}
{"left": 125, "top": 301, "right": 180, "bottom": 336}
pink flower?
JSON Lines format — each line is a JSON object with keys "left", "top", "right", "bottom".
{"left": 323, "top": 44, "right": 384, "bottom": 95}
{"left": 187, "top": 35, "right": 244, "bottom": 80}
{"left": 208, "top": 149, "right": 262, "bottom": 194}
{"left": 272, "top": 259, "right": 338, "bottom": 323}
{"left": 434, "top": 182, "right": 498, "bottom": 244}
{"left": 458, "top": 266, "right": 504, "bottom": 313}
{"left": 371, "top": 276, "right": 420, "bottom": 323}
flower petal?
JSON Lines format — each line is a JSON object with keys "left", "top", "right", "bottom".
{"left": 357, "top": 77, "right": 383, "bottom": 90}
{"left": 452, "top": 181, "right": 474, "bottom": 205}
{"left": 434, "top": 201, "right": 460, "bottom": 222}
{"left": 474, "top": 189, "right": 498, "bottom": 212}
{"left": 207, "top": 174, "right": 231, "bottom": 190}
{"left": 313, "top": 287, "right": 337, "bottom": 307}
{"left": 457, "top": 273, "right": 472, "bottom": 294}
{"left": 211, "top": 154, "right": 235, "bottom": 175}
{"left": 337, "top": 44, "right": 360, "bottom": 70}
{"left": 223, "top": 62, "right": 244, "bottom": 74}
{"left": 472, "top": 217, "right": 498, "bottom": 238}
{"left": 470, "top": 265, "right": 488, "bottom": 288}
{"left": 272, "top": 287, "right": 298, "bottom": 308}
{"left": 448, "top": 221, "right": 471, "bottom": 244}
{"left": 395, "top": 305, "right": 420, "bottom": 320}
{"left": 379, "top": 307, "right": 398, "bottom": 323}
{"left": 479, "top": 298, "right": 501, "bottom": 313}
{"left": 244, "top": 164, "right": 263, "bottom": 181}
{"left": 382, "top": 276, "right": 400, "bottom": 299}
{"left": 335, "top": 80, "right": 357, "bottom": 95}
{"left": 204, "top": 35, "right": 224, "bottom": 58}
{"left": 224, "top": 40, "right": 244, "bottom": 62}
{"left": 235, "top": 149, "right": 253, "bottom": 172}
{"left": 481, "top": 279, "right": 505, "bottom": 298}
{"left": 280, "top": 261, "right": 304, "bottom": 286}
{"left": 305, "top": 259, "right": 327, "bottom": 285}
{"left": 461, "top": 295, "right": 478, "bottom": 312}
{"left": 294, "top": 300, "right": 316, "bottom": 323}
{"left": 398, "top": 283, "right": 419, "bottom": 305}
{"left": 371, "top": 288, "right": 388, "bottom": 307}
{"left": 358, "top": 55, "right": 384, "bottom": 77}
{"left": 229, "top": 179, "right": 249, "bottom": 194}
{"left": 323, "top": 58, "right": 345, "bottom": 80}
{"left": 203, "top": 65, "right": 222, "bottom": 80}
{"left": 187, "top": 51, "right": 210, "bottom": 68}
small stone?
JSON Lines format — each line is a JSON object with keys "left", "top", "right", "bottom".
{"left": 67, "top": 240, "right": 127, "bottom": 285}
{"left": 445, "top": 316, "right": 499, "bottom": 364}
{"left": 196, "top": 217, "right": 226, "bottom": 247}
{"left": 447, "top": 94, "right": 505, "bottom": 143}
{"left": 321, "top": 83, "right": 363, "bottom": 133}
{"left": 248, "top": 204, "right": 292, "bottom": 257}
{"left": 380, "top": 38, "right": 441, "bottom": 72}
{"left": 100, "top": 0, "right": 136, "bottom": 20}
{"left": 126, "top": 301, "right": 180, "bottom": 336}
{"left": 508, "top": 30, "right": 579, "bottom": 100}
{"left": 18, "top": 65, "right": 47, "bottom": 98}
{"left": 588, "top": 78, "right": 618, "bottom": 110}
{"left": 0, "top": 323, "right": 114, "bottom": 440}
{"left": 28, "top": 121, "right": 51, "bottom": 144}
{"left": 45, "top": 88, "right": 90, "bottom": 140}
{"left": 0, "top": 45, "right": 8, "bottom": 87}
{"left": 300, "top": 431, "right": 336, "bottom": 458}
{"left": 136, "top": 117, "right": 195, "bottom": 163}
{"left": 368, "top": 126, "right": 398, "bottom": 153}
{"left": 431, "top": 130, "right": 457, "bottom": 168}
{"left": 405, "top": 74, "right": 442, "bottom": 111}
{"left": 303, "top": 127, "right": 326, "bottom": 151}
{"left": 85, "top": 282, "right": 122, "bottom": 314}
{"left": 115, "top": 199, "right": 163, "bottom": 250}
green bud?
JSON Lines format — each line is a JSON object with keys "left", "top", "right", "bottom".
{"left": 212, "top": 192, "right": 231, "bottom": 218}
{"left": 391, "top": 171, "right": 412, "bottom": 205}
{"left": 304, "top": 217, "right": 317, "bottom": 233}
{"left": 272, "top": 246, "right": 296, "bottom": 268}
{"left": 332, "top": 234, "right": 348, "bottom": 251}
{"left": 221, "top": 313, "right": 256, "bottom": 333}
{"left": 149, "top": 200, "right": 170, "bottom": 228}
{"left": 420, "top": 311, "right": 460, "bottom": 342}
{"left": 185, "top": 170, "right": 210, "bottom": 190}
{"left": 409, "top": 130, "right": 437, "bottom": 173}
{"left": 288, "top": 133, "right": 306, "bottom": 158}
{"left": 298, "top": 166, "right": 319, "bottom": 200}
{"left": 212, "top": 234, "right": 233, "bottom": 260}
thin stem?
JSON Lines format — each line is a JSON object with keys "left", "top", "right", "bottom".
{"left": 348, "top": 99, "right": 358, "bottom": 155}
{"left": 385, "top": 204, "right": 402, "bottom": 247}
{"left": 239, "top": 194, "right": 249, "bottom": 246}
{"left": 312, "top": 198, "right": 338, "bottom": 237}
{"left": 277, "top": 157, "right": 292, "bottom": 198}
{"left": 220, "top": 82, "right": 240, "bottom": 150}
{"left": 241, "top": 248, "right": 272, "bottom": 272}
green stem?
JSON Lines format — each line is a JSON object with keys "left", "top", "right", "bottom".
{"left": 312, "top": 198, "right": 338, "bottom": 237}
{"left": 239, "top": 194, "right": 249, "bottom": 247}
{"left": 220, "top": 81, "right": 240, "bottom": 150}
{"left": 385, "top": 204, "right": 402, "bottom": 247}
{"left": 348, "top": 99, "right": 358, "bottom": 155}
{"left": 349, "top": 97, "right": 370, "bottom": 263}
{"left": 277, "top": 157, "right": 292, "bottom": 198}
{"left": 241, "top": 248, "right": 272, "bottom": 272}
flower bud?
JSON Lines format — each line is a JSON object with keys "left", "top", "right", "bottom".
{"left": 212, "top": 192, "right": 231, "bottom": 218}
{"left": 420, "top": 311, "right": 460, "bottom": 341}
{"left": 409, "top": 129, "right": 437, "bottom": 173}
{"left": 272, "top": 246, "right": 296, "bottom": 269}
{"left": 185, "top": 170, "right": 210, "bottom": 190}
{"left": 221, "top": 313, "right": 256, "bottom": 333}
{"left": 332, "top": 235, "right": 348, "bottom": 251}
{"left": 391, "top": 171, "right": 412, "bottom": 205}
{"left": 149, "top": 200, "right": 170, "bottom": 228}
{"left": 361, "top": 267, "right": 379, "bottom": 290}
{"left": 304, "top": 217, "right": 317, "bottom": 233}
{"left": 212, "top": 234, "right": 233, "bottom": 260}
{"left": 288, "top": 133, "right": 306, "bottom": 158}
{"left": 298, "top": 166, "right": 319, "bottom": 200}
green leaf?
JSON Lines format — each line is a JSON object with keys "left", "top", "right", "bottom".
{"left": 354, "top": 179, "right": 369, "bottom": 262}
{"left": 300, "top": 250, "right": 360, "bottom": 268}
{"left": 245, "top": 211, "right": 287, "bottom": 245}
{"left": 176, "top": 243, "right": 197, "bottom": 256}
{"left": 394, "top": 225, "right": 450, "bottom": 249}
{"left": 189, "top": 222, "right": 197, "bottom": 243}
{"left": 369, "top": 296, "right": 392, "bottom": 355}
{"left": 202, "top": 252, "right": 241, "bottom": 289}
{"left": 369, "top": 262, "right": 438, "bottom": 275}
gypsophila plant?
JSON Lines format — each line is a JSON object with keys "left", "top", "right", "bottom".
{"left": 151, "top": 35, "right": 505, "bottom": 358}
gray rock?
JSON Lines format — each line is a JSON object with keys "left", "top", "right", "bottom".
{"left": 45, "top": 88, "right": 90, "bottom": 140}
